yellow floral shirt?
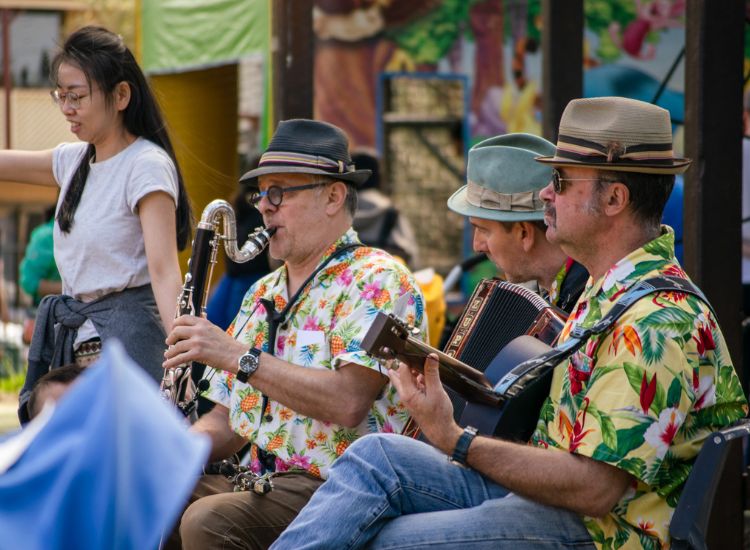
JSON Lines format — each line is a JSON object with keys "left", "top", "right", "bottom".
{"left": 531, "top": 227, "right": 747, "bottom": 549}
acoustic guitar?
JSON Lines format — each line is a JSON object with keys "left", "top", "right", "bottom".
{"left": 361, "top": 312, "right": 558, "bottom": 442}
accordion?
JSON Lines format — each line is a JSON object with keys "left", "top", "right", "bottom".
{"left": 444, "top": 279, "right": 565, "bottom": 369}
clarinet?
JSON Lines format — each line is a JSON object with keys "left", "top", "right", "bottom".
{"left": 160, "top": 199, "right": 276, "bottom": 416}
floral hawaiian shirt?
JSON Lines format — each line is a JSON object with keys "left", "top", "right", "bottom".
{"left": 204, "top": 229, "right": 427, "bottom": 480}
{"left": 531, "top": 227, "right": 747, "bottom": 549}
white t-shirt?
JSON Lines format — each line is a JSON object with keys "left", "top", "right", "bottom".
{"left": 53, "top": 138, "right": 179, "bottom": 341}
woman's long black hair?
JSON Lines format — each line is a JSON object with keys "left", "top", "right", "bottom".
{"left": 53, "top": 26, "right": 192, "bottom": 250}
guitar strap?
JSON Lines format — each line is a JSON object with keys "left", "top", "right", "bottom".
{"left": 494, "top": 275, "right": 713, "bottom": 399}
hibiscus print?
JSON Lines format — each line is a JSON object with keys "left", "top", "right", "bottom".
{"left": 692, "top": 371, "right": 717, "bottom": 411}
{"left": 533, "top": 227, "right": 746, "bottom": 549}
{"left": 337, "top": 269, "right": 353, "bottom": 286}
{"left": 303, "top": 316, "right": 321, "bottom": 331}
{"left": 361, "top": 282, "right": 382, "bottom": 300}
{"left": 692, "top": 321, "right": 716, "bottom": 358}
{"left": 644, "top": 407, "right": 684, "bottom": 459}
{"left": 287, "top": 453, "right": 312, "bottom": 470}
{"left": 197, "top": 229, "right": 449, "bottom": 480}
{"left": 601, "top": 259, "right": 635, "bottom": 293}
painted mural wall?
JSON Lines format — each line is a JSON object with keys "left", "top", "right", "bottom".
{"left": 313, "top": 0, "right": 688, "bottom": 149}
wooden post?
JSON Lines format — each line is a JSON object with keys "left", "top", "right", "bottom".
{"left": 684, "top": 1, "right": 745, "bottom": 548}
{"left": 541, "top": 0, "right": 583, "bottom": 142}
{"left": 271, "top": 0, "right": 313, "bottom": 126}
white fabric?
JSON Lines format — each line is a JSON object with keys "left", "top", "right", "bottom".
{"left": 52, "top": 138, "right": 178, "bottom": 342}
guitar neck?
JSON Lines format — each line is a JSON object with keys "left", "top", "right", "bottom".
{"left": 399, "top": 337, "right": 503, "bottom": 407}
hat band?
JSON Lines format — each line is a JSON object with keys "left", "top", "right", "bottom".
{"left": 258, "top": 151, "right": 353, "bottom": 174}
{"left": 466, "top": 181, "right": 543, "bottom": 213}
{"left": 554, "top": 134, "right": 675, "bottom": 166}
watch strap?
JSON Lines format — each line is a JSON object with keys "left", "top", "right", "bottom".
{"left": 450, "top": 426, "right": 478, "bottom": 466}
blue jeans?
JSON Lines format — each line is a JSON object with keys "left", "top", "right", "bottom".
{"left": 271, "top": 434, "right": 595, "bottom": 549}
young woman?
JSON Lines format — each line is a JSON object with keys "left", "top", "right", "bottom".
{"left": 13, "top": 26, "right": 192, "bottom": 420}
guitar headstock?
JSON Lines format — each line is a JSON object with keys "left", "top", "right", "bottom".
{"left": 361, "top": 312, "right": 420, "bottom": 363}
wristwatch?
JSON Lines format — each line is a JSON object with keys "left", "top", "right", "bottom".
{"left": 236, "top": 347, "right": 262, "bottom": 383}
{"left": 450, "top": 426, "right": 479, "bottom": 466}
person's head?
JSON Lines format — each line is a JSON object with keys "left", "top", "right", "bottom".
{"left": 52, "top": 26, "right": 192, "bottom": 250}
{"left": 239, "top": 119, "right": 370, "bottom": 265}
{"left": 536, "top": 97, "right": 689, "bottom": 257}
{"left": 447, "top": 133, "right": 563, "bottom": 284}
{"left": 27, "top": 363, "right": 85, "bottom": 420}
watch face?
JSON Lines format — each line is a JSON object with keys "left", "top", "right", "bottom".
{"left": 239, "top": 354, "right": 254, "bottom": 370}
{"left": 237, "top": 348, "right": 260, "bottom": 382}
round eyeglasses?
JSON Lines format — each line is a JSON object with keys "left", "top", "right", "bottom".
{"left": 50, "top": 89, "right": 88, "bottom": 110}
{"left": 551, "top": 169, "right": 602, "bottom": 194}
{"left": 248, "top": 182, "right": 329, "bottom": 208}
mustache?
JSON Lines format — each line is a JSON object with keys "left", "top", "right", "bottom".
{"left": 543, "top": 205, "right": 556, "bottom": 227}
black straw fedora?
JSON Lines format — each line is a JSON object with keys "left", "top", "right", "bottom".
{"left": 240, "top": 119, "right": 371, "bottom": 187}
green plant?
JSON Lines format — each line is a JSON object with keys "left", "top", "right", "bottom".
{"left": 0, "top": 372, "right": 26, "bottom": 393}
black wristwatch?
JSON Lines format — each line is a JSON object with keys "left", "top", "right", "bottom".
{"left": 450, "top": 426, "right": 479, "bottom": 466}
{"left": 236, "top": 347, "right": 262, "bottom": 383}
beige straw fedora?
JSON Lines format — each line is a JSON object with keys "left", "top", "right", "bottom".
{"left": 536, "top": 97, "right": 691, "bottom": 174}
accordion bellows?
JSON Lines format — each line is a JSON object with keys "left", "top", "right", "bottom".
{"left": 444, "top": 279, "right": 563, "bottom": 372}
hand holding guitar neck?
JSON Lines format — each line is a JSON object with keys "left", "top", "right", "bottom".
{"left": 361, "top": 313, "right": 502, "bottom": 406}
{"left": 386, "top": 355, "right": 463, "bottom": 453}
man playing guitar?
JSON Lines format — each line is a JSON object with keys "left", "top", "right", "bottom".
{"left": 272, "top": 99, "right": 747, "bottom": 549}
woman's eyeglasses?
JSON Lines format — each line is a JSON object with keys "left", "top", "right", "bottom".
{"left": 50, "top": 90, "right": 88, "bottom": 110}
{"left": 248, "top": 182, "right": 329, "bottom": 208}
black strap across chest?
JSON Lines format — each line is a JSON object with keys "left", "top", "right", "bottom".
{"left": 253, "top": 243, "right": 362, "bottom": 471}
{"left": 259, "top": 243, "right": 362, "bottom": 355}
{"left": 494, "top": 275, "right": 712, "bottom": 398}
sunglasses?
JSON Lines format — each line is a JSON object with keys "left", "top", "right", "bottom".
{"left": 248, "top": 182, "right": 328, "bottom": 208}
{"left": 551, "top": 170, "right": 603, "bottom": 194}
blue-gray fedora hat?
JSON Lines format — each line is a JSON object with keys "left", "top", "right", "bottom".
{"left": 447, "top": 133, "right": 555, "bottom": 222}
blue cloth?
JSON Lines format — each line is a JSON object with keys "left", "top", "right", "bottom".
{"left": 662, "top": 176, "right": 684, "bottom": 264}
{"left": 271, "top": 434, "right": 594, "bottom": 549}
{"left": 0, "top": 340, "right": 210, "bottom": 550}
{"left": 205, "top": 273, "right": 262, "bottom": 331}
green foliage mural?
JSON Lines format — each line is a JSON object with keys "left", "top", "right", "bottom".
{"left": 385, "top": 0, "right": 478, "bottom": 65}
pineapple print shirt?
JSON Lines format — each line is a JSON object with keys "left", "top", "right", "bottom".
{"left": 530, "top": 227, "right": 747, "bottom": 549}
{"left": 204, "top": 228, "right": 427, "bottom": 479}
